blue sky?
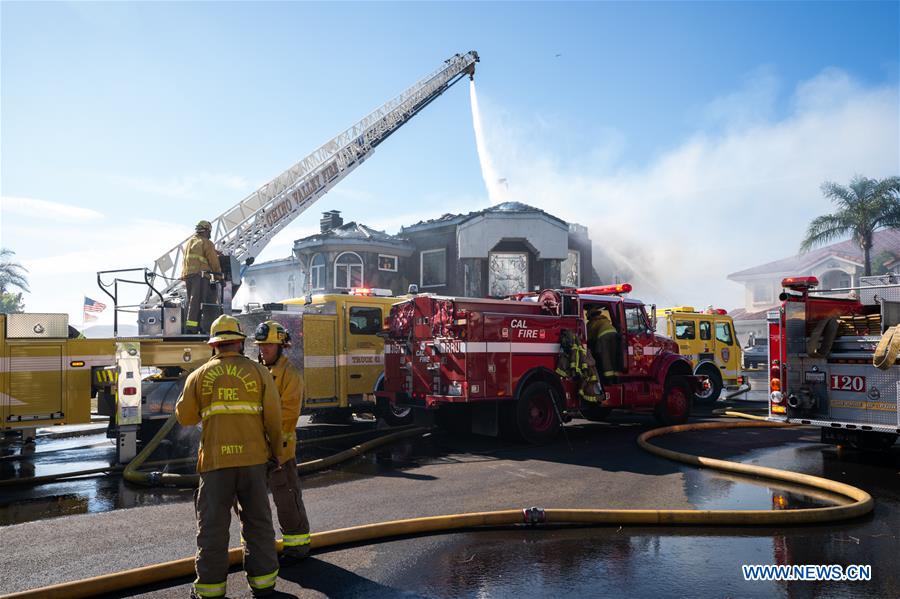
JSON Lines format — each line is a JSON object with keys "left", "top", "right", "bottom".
{"left": 2, "top": 1, "right": 898, "bottom": 323}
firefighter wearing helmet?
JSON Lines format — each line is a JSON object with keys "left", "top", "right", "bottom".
{"left": 175, "top": 314, "right": 283, "bottom": 598}
{"left": 587, "top": 306, "right": 620, "bottom": 381}
{"left": 254, "top": 320, "right": 312, "bottom": 562}
{"left": 180, "top": 219, "right": 223, "bottom": 334}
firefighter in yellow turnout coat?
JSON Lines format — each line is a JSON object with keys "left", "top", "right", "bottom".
{"left": 254, "top": 320, "right": 312, "bottom": 561}
{"left": 587, "top": 307, "right": 620, "bottom": 381}
{"left": 180, "top": 220, "right": 222, "bottom": 334}
{"left": 176, "top": 315, "right": 282, "bottom": 598}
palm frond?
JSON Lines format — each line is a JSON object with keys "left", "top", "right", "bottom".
{"left": 800, "top": 214, "right": 852, "bottom": 253}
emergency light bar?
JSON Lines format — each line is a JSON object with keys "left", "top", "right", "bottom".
{"left": 350, "top": 287, "right": 393, "bottom": 297}
{"left": 781, "top": 276, "right": 819, "bottom": 291}
{"left": 577, "top": 283, "right": 632, "bottom": 295}
{"left": 705, "top": 308, "right": 728, "bottom": 315}
{"left": 671, "top": 306, "right": 696, "bottom": 313}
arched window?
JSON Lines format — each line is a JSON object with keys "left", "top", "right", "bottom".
{"left": 334, "top": 252, "right": 363, "bottom": 289}
{"left": 287, "top": 274, "right": 296, "bottom": 298}
{"left": 309, "top": 253, "right": 325, "bottom": 290}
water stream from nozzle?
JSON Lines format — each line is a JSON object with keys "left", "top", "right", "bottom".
{"left": 469, "top": 80, "right": 506, "bottom": 204}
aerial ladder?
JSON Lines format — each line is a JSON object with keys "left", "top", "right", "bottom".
{"left": 126, "top": 51, "right": 479, "bottom": 328}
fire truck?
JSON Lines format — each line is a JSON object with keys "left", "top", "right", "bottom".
{"left": 767, "top": 275, "right": 900, "bottom": 450}
{"left": 237, "top": 288, "right": 412, "bottom": 426}
{"left": 656, "top": 306, "right": 745, "bottom": 404}
{"left": 378, "top": 284, "right": 707, "bottom": 443}
{"left": 1, "top": 52, "right": 479, "bottom": 461}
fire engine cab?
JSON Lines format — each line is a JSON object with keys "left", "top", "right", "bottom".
{"left": 379, "top": 284, "right": 706, "bottom": 443}
{"left": 768, "top": 275, "right": 900, "bottom": 450}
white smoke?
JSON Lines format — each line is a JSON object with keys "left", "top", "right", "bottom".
{"left": 471, "top": 68, "right": 900, "bottom": 309}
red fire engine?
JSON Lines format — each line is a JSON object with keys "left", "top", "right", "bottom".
{"left": 767, "top": 275, "right": 900, "bottom": 450}
{"left": 378, "top": 284, "right": 706, "bottom": 443}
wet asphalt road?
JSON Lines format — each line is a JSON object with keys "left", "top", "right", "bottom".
{"left": 1, "top": 371, "right": 898, "bottom": 598}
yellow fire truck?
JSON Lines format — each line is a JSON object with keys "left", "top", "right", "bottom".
{"left": 238, "top": 288, "right": 411, "bottom": 425}
{"left": 656, "top": 306, "right": 745, "bottom": 404}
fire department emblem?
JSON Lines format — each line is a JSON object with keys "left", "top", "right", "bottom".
{"left": 721, "top": 348, "right": 730, "bottom": 362}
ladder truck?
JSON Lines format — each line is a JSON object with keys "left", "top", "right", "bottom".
{"left": 767, "top": 275, "right": 900, "bottom": 450}
{"left": 2, "top": 51, "right": 479, "bottom": 462}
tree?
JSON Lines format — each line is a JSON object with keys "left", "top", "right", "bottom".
{"left": 0, "top": 249, "right": 29, "bottom": 313}
{"left": 0, "top": 292, "right": 25, "bottom": 314}
{"left": 800, "top": 175, "right": 900, "bottom": 276}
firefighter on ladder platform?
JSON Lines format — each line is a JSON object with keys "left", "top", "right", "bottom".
{"left": 253, "top": 320, "right": 312, "bottom": 562}
{"left": 181, "top": 220, "right": 222, "bottom": 334}
{"left": 176, "top": 315, "right": 283, "bottom": 598}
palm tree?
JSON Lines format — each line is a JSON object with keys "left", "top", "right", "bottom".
{"left": 0, "top": 248, "right": 29, "bottom": 294}
{"left": 800, "top": 175, "right": 900, "bottom": 276}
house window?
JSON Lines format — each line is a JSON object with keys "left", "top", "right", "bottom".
{"left": 489, "top": 252, "right": 528, "bottom": 296}
{"left": 421, "top": 249, "right": 446, "bottom": 288}
{"left": 561, "top": 250, "right": 580, "bottom": 287}
{"left": 334, "top": 252, "right": 363, "bottom": 289}
{"left": 752, "top": 283, "right": 773, "bottom": 304}
{"left": 310, "top": 253, "right": 325, "bottom": 290}
{"left": 287, "top": 274, "right": 295, "bottom": 298}
{"left": 378, "top": 254, "right": 398, "bottom": 272}
{"left": 349, "top": 306, "right": 383, "bottom": 335}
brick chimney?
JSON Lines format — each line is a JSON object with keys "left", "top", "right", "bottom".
{"left": 320, "top": 210, "right": 343, "bottom": 233}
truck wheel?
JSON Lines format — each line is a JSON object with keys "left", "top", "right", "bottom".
{"left": 375, "top": 379, "right": 414, "bottom": 427}
{"left": 580, "top": 403, "right": 611, "bottom": 422}
{"left": 516, "top": 382, "right": 561, "bottom": 444}
{"left": 654, "top": 381, "right": 692, "bottom": 426}
{"left": 380, "top": 400, "right": 414, "bottom": 427}
{"left": 694, "top": 365, "right": 722, "bottom": 405}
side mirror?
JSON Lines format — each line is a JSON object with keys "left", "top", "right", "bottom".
{"left": 650, "top": 304, "right": 657, "bottom": 331}
{"left": 408, "top": 284, "right": 419, "bottom": 295}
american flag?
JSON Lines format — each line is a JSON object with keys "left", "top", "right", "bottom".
{"left": 84, "top": 297, "right": 107, "bottom": 313}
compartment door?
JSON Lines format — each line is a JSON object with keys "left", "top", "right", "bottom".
{"left": 9, "top": 344, "right": 64, "bottom": 422}
{"left": 302, "top": 315, "right": 339, "bottom": 408}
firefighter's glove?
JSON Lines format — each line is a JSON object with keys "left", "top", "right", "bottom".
{"left": 266, "top": 458, "right": 281, "bottom": 474}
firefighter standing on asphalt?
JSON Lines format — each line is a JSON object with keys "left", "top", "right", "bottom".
{"left": 587, "top": 307, "right": 619, "bottom": 382}
{"left": 181, "top": 220, "right": 222, "bottom": 334}
{"left": 254, "top": 320, "right": 312, "bottom": 561}
{"left": 176, "top": 315, "right": 283, "bottom": 598}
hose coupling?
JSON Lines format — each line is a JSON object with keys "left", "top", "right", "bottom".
{"left": 522, "top": 506, "right": 545, "bottom": 525}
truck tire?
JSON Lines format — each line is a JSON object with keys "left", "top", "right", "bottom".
{"left": 654, "top": 380, "right": 692, "bottom": 426}
{"left": 376, "top": 381, "right": 414, "bottom": 427}
{"left": 580, "top": 403, "right": 612, "bottom": 422}
{"left": 516, "top": 381, "right": 561, "bottom": 444}
{"left": 694, "top": 364, "right": 722, "bottom": 405}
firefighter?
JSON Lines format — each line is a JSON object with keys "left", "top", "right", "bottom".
{"left": 253, "top": 320, "right": 312, "bottom": 562}
{"left": 181, "top": 220, "right": 222, "bottom": 334}
{"left": 175, "top": 315, "right": 282, "bottom": 598}
{"left": 587, "top": 307, "right": 619, "bottom": 381}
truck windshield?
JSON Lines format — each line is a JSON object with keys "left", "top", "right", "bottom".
{"left": 715, "top": 322, "right": 733, "bottom": 345}
{"left": 625, "top": 306, "right": 651, "bottom": 334}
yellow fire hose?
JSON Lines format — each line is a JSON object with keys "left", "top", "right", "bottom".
{"left": 3, "top": 419, "right": 874, "bottom": 599}
{"left": 0, "top": 416, "right": 420, "bottom": 489}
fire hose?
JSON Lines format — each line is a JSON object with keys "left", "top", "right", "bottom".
{"left": 2, "top": 419, "right": 873, "bottom": 599}
{"left": 0, "top": 417, "right": 422, "bottom": 489}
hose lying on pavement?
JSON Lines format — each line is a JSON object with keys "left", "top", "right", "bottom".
{"left": 122, "top": 414, "right": 426, "bottom": 487}
{"left": 0, "top": 412, "right": 421, "bottom": 489}
{"left": 4, "top": 419, "right": 873, "bottom": 599}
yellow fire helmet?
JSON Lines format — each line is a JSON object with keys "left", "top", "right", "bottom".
{"left": 253, "top": 320, "right": 291, "bottom": 347}
{"left": 196, "top": 219, "right": 212, "bottom": 232}
{"left": 207, "top": 314, "right": 247, "bottom": 345}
